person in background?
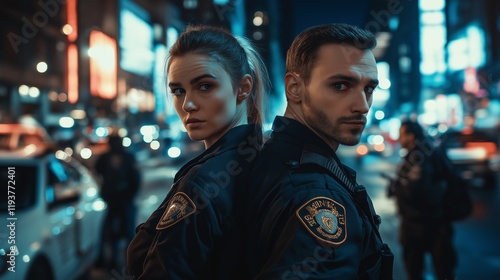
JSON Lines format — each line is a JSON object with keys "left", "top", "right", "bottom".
{"left": 386, "top": 119, "right": 456, "bottom": 280}
{"left": 127, "top": 25, "right": 270, "bottom": 279}
{"left": 245, "top": 23, "right": 393, "bottom": 279}
{"left": 95, "top": 133, "right": 141, "bottom": 270}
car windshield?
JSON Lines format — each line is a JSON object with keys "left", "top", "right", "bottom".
{"left": 0, "top": 165, "right": 38, "bottom": 212}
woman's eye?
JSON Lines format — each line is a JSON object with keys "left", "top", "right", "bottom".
{"left": 170, "top": 88, "right": 186, "bottom": 95}
{"left": 199, "top": 84, "right": 213, "bottom": 91}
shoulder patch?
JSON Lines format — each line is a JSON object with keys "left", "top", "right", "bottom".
{"left": 296, "top": 197, "right": 347, "bottom": 246}
{"left": 156, "top": 192, "right": 197, "bottom": 230}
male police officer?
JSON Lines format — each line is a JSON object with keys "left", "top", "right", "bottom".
{"left": 246, "top": 23, "right": 393, "bottom": 279}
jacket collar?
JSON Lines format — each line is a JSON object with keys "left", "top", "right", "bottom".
{"left": 175, "top": 124, "right": 261, "bottom": 181}
{"left": 271, "top": 116, "right": 353, "bottom": 177}
{"left": 272, "top": 117, "right": 338, "bottom": 156}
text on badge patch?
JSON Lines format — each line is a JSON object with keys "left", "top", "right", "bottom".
{"left": 296, "top": 197, "right": 347, "bottom": 245}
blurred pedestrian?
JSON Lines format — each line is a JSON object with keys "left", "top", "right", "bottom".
{"left": 127, "top": 25, "right": 270, "bottom": 279}
{"left": 95, "top": 133, "right": 141, "bottom": 270}
{"left": 245, "top": 23, "right": 393, "bottom": 279}
{"left": 386, "top": 119, "right": 457, "bottom": 280}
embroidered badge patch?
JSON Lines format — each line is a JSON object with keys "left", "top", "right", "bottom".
{"left": 296, "top": 197, "right": 347, "bottom": 245}
{"left": 156, "top": 192, "right": 197, "bottom": 230}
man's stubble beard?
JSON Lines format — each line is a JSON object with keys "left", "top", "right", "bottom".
{"left": 303, "top": 90, "right": 363, "bottom": 146}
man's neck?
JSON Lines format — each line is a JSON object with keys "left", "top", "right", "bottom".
{"left": 283, "top": 108, "right": 339, "bottom": 152}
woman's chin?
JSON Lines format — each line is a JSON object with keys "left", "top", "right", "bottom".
{"left": 186, "top": 132, "right": 205, "bottom": 142}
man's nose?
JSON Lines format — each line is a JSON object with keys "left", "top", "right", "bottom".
{"left": 352, "top": 90, "right": 370, "bottom": 114}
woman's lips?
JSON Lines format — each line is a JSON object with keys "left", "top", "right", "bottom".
{"left": 186, "top": 118, "right": 204, "bottom": 128}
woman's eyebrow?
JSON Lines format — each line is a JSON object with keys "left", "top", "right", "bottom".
{"left": 169, "top": 74, "right": 217, "bottom": 88}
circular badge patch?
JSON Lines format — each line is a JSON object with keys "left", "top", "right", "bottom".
{"left": 296, "top": 197, "right": 347, "bottom": 245}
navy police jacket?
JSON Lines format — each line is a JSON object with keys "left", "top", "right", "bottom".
{"left": 245, "top": 117, "right": 392, "bottom": 279}
{"left": 127, "top": 124, "right": 261, "bottom": 280}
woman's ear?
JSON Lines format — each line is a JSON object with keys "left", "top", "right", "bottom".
{"left": 237, "top": 74, "right": 253, "bottom": 103}
{"left": 285, "top": 72, "right": 303, "bottom": 103}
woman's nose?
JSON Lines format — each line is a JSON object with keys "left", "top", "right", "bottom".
{"left": 182, "top": 97, "right": 198, "bottom": 112}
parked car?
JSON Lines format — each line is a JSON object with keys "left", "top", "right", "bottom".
{"left": 0, "top": 152, "right": 107, "bottom": 280}
{"left": 439, "top": 128, "right": 500, "bottom": 188}
{"left": 0, "top": 123, "right": 55, "bottom": 158}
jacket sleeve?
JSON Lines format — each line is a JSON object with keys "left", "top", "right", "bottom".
{"left": 255, "top": 188, "right": 378, "bottom": 280}
{"left": 127, "top": 203, "right": 166, "bottom": 277}
{"left": 137, "top": 180, "right": 226, "bottom": 279}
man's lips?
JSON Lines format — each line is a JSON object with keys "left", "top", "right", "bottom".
{"left": 344, "top": 121, "right": 366, "bottom": 125}
{"left": 342, "top": 116, "right": 367, "bottom": 126}
{"left": 343, "top": 120, "right": 366, "bottom": 129}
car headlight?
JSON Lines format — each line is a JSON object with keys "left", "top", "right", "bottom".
{"left": 356, "top": 145, "right": 369, "bottom": 156}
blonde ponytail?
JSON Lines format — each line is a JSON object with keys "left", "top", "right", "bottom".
{"left": 235, "top": 36, "right": 270, "bottom": 126}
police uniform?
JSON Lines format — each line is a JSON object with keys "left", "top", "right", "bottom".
{"left": 388, "top": 144, "right": 456, "bottom": 280}
{"left": 127, "top": 124, "right": 261, "bottom": 280}
{"left": 246, "top": 117, "right": 393, "bottom": 279}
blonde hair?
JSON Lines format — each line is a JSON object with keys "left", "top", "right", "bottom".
{"left": 235, "top": 36, "right": 270, "bottom": 126}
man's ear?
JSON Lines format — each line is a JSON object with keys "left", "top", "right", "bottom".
{"left": 237, "top": 74, "right": 253, "bottom": 103}
{"left": 285, "top": 72, "right": 303, "bottom": 103}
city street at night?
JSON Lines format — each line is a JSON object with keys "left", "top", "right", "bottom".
{"left": 89, "top": 151, "right": 500, "bottom": 280}
{"left": 2, "top": 0, "right": 500, "bottom": 279}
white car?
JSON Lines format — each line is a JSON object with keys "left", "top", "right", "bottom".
{"left": 0, "top": 152, "right": 107, "bottom": 280}
{"left": 0, "top": 123, "right": 55, "bottom": 158}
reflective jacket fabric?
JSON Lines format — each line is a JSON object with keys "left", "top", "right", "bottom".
{"left": 246, "top": 117, "right": 391, "bottom": 279}
{"left": 127, "top": 124, "right": 261, "bottom": 280}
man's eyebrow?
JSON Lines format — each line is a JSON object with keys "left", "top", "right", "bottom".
{"left": 326, "top": 74, "right": 379, "bottom": 86}
{"left": 168, "top": 74, "right": 217, "bottom": 88}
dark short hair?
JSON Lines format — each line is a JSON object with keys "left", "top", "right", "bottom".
{"left": 285, "top": 23, "right": 376, "bottom": 84}
{"left": 400, "top": 120, "right": 425, "bottom": 141}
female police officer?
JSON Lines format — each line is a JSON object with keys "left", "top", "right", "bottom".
{"left": 127, "top": 25, "right": 269, "bottom": 279}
